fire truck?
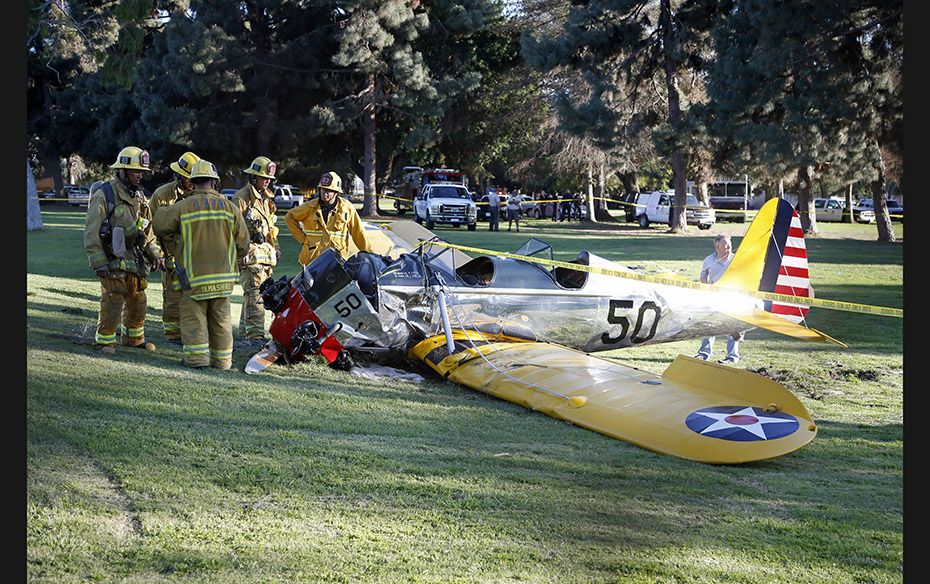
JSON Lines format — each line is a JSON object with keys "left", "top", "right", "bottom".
{"left": 393, "top": 166, "right": 467, "bottom": 215}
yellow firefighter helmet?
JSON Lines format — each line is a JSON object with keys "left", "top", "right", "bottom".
{"left": 189, "top": 159, "right": 219, "bottom": 181}
{"left": 318, "top": 171, "right": 343, "bottom": 194}
{"left": 243, "top": 156, "right": 277, "bottom": 179}
{"left": 110, "top": 146, "right": 151, "bottom": 171}
{"left": 169, "top": 151, "right": 201, "bottom": 179}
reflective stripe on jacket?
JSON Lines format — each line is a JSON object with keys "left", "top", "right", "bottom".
{"left": 84, "top": 178, "right": 162, "bottom": 276}
{"left": 152, "top": 189, "right": 250, "bottom": 301}
{"left": 284, "top": 196, "right": 369, "bottom": 265}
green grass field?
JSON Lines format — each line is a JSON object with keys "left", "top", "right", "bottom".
{"left": 27, "top": 204, "right": 903, "bottom": 582}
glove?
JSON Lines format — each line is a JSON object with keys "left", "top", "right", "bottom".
{"left": 152, "top": 257, "right": 167, "bottom": 272}
{"left": 275, "top": 249, "right": 282, "bottom": 261}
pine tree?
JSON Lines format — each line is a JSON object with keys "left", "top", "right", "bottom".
{"left": 699, "top": 0, "right": 902, "bottom": 240}
{"left": 521, "top": 0, "right": 723, "bottom": 232}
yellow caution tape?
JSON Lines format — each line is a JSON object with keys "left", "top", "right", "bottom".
{"left": 414, "top": 239, "right": 902, "bottom": 318}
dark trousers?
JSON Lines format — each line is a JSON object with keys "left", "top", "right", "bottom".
{"left": 489, "top": 207, "right": 500, "bottom": 231}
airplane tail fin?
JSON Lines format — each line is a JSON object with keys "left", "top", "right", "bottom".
{"left": 716, "top": 198, "right": 829, "bottom": 334}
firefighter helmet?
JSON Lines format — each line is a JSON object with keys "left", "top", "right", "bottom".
{"left": 169, "top": 151, "right": 200, "bottom": 179}
{"left": 110, "top": 146, "right": 151, "bottom": 171}
{"left": 189, "top": 160, "right": 219, "bottom": 181}
{"left": 243, "top": 156, "right": 277, "bottom": 179}
{"left": 318, "top": 171, "right": 343, "bottom": 194}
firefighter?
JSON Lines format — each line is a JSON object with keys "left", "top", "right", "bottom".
{"left": 84, "top": 146, "right": 165, "bottom": 355}
{"left": 284, "top": 171, "right": 370, "bottom": 265}
{"left": 152, "top": 160, "right": 250, "bottom": 369}
{"left": 148, "top": 151, "right": 200, "bottom": 344}
{"left": 231, "top": 156, "right": 281, "bottom": 347}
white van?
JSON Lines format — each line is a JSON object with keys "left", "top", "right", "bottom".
{"left": 635, "top": 190, "right": 715, "bottom": 230}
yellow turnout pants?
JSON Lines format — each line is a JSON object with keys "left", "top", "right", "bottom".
{"left": 161, "top": 270, "right": 182, "bottom": 340}
{"left": 180, "top": 293, "right": 233, "bottom": 369}
{"left": 95, "top": 272, "right": 148, "bottom": 346}
{"left": 239, "top": 265, "right": 273, "bottom": 340}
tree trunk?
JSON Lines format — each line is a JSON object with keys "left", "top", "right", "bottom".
{"left": 660, "top": 0, "right": 687, "bottom": 233}
{"left": 361, "top": 72, "right": 380, "bottom": 218}
{"left": 798, "top": 166, "right": 817, "bottom": 235}
{"left": 842, "top": 182, "right": 854, "bottom": 223}
{"left": 585, "top": 161, "right": 596, "bottom": 223}
{"left": 872, "top": 142, "right": 895, "bottom": 243}
{"left": 593, "top": 161, "right": 608, "bottom": 221}
{"left": 619, "top": 172, "right": 638, "bottom": 195}
{"left": 27, "top": 158, "right": 43, "bottom": 231}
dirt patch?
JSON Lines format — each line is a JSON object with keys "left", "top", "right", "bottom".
{"left": 828, "top": 367, "right": 881, "bottom": 382}
{"left": 749, "top": 362, "right": 884, "bottom": 401}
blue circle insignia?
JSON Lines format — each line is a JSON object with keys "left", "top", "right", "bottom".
{"left": 685, "top": 406, "right": 799, "bottom": 442}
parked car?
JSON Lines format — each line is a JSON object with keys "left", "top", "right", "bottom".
{"left": 64, "top": 185, "right": 91, "bottom": 206}
{"left": 852, "top": 199, "right": 877, "bottom": 223}
{"left": 885, "top": 199, "right": 904, "bottom": 222}
{"left": 273, "top": 184, "right": 304, "bottom": 210}
{"left": 634, "top": 191, "right": 715, "bottom": 230}
{"left": 854, "top": 198, "right": 903, "bottom": 223}
{"left": 38, "top": 190, "right": 57, "bottom": 204}
{"left": 219, "top": 188, "right": 238, "bottom": 199}
{"left": 530, "top": 199, "right": 557, "bottom": 219}
{"left": 476, "top": 194, "right": 492, "bottom": 221}
{"left": 812, "top": 197, "right": 847, "bottom": 222}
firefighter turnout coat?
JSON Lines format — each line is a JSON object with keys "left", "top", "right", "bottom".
{"left": 148, "top": 179, "right": 190, "bottom": 340}
{"left": 148, "top": 180, "right": 188, "bottom": 261}
{"left": 231, "top": 184, "right": 280, "bottom": 267}
{"left": 285, "top": 196, "right": 369, "bottom": 265}
{"left": 85, "top": 178, "right": 163, "bottom": 276}
{"left": 152, "top": 188, "right": 250, "bottom": 301}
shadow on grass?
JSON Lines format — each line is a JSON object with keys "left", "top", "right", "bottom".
{"left": 28, "top": 357, "right": 902, "bottom": 577}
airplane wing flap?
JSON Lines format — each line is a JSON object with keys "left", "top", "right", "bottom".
{"left": 410, "top": 333, "right": 816, "bottom": 464}
{"left": 723, "top": 308, "right": 846, "bottom": 347}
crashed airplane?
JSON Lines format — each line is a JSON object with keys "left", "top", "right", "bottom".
{"left": 247, "top": 198, "right": 841, "bottom": 464}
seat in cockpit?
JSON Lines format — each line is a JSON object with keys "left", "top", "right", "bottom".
{"left": 553, "top": 256, "right": 589, "bottom": 289}
{"left": 456, "top": 256, "right": 494, "bottom": 286}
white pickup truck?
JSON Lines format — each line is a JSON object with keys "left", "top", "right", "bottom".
{"left": 413, "top": 183, "right": 478, "bottom": 231}
{"left": 635, "top": 190, "right": 716, "bottom": 230}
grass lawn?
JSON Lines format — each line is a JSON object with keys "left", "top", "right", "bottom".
{"left": 27, "top": 203, "right": 903, "bottom": 582}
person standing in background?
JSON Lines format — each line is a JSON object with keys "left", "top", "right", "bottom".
{"left": 695, "top": 234, "right": 744, "bottom": 364}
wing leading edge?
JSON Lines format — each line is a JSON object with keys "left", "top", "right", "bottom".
{"left": 410, "top": 332, "right": 816, "bottom": 464}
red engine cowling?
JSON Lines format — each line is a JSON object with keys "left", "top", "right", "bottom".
{"left": 269, "top": 285, "right": 344, "bottom": 363}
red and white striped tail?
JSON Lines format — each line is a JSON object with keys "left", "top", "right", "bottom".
{"left": 769, "top": 209, "right": 811, "bottom": 323}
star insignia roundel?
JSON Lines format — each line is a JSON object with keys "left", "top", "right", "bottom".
{"left": 685, "top": 406, "right": 799, "bottom": 442}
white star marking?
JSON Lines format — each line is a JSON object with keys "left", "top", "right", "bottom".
{"left": 694, "top": 407, "right": 796, "bottom": 440}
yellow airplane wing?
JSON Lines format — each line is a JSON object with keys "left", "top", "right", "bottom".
{"left": 410, "top": 331, "right": 816, "bottom": 464}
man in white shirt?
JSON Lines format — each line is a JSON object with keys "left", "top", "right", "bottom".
{"left": 695, "top": 234, "right": 744, "bottom": 364}
{"left": 487, "top": 190, "right": 501, "bottom": 231}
